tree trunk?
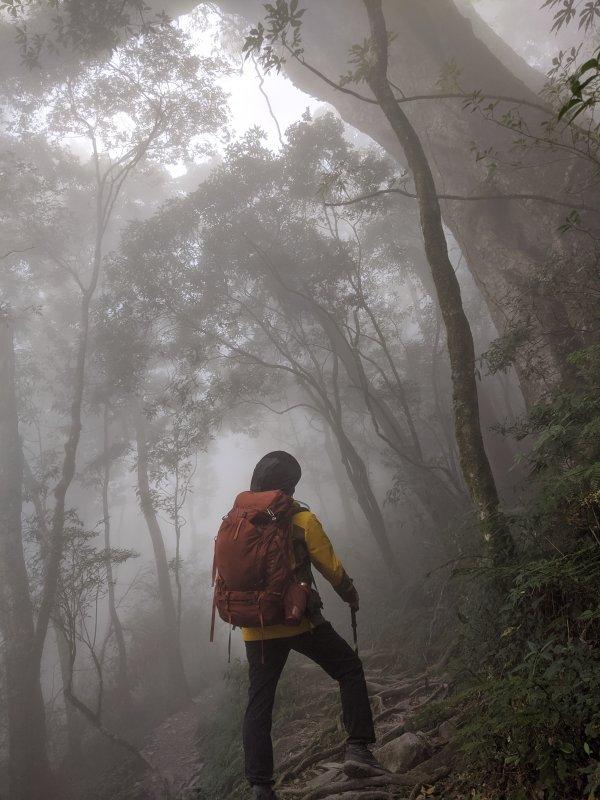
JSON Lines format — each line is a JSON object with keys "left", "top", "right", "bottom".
{"left": 212, "top": 0, "right": 591, "bottom": 403}
{"left": 33, "top": 229, "right": 103, "bottom": 676}
{"left": 286, "top": 276, "right": 467, "bottom": 525}
{"left": 135, "top": 407, "right": 190, "bottom": 707}
{"left": 362, "top": 0, "right": 514, "bottom": 565}
{"left": 328, "top": 418, "right": 400, "bottom": 577}
{"left": 323, "top": 425, "right": 362, "bottom": 541}
{"left": 187, "top": 497, "right": 200, "bottom": 563}
{"left": 22, "top": 456, "right": 86, "bottom": 767}
{"left": 102, "top": 405, "right": 131, "bottom": 713}
{"left": 55, "top": 624, "right": 85, "bottom": 764}
{"left": 0, "top": 315, "right": 56, "bottom": 800}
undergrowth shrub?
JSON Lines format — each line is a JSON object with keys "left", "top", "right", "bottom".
{"left": 195, "top": 656, "right": 315, "bottom": 800}
{"left": 457, "top": 345, "right": 600, "bottom": 799}
{"left": 194, "top": 660, "right": 246, "bottom": 800}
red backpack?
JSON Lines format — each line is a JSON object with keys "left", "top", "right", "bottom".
{"left": 210, "top": 490, "right": 309, "bottom": 648}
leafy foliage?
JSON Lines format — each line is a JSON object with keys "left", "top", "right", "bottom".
{"left": 242, "top": 0, "right": 306, "bottom": 73}
{"left": 542, "top": 0, "right": 600, "bottom": 32}
{"left": 558, "top": 47, "right": 600, "bottom": 121}
{"left": 2, "top": 0, "right": 172, "bottom": 67}
{"left": 457, "top": 345, "right": 600, "bottom": 799}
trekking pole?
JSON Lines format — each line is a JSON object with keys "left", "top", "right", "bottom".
{"left": 351, "top": 608, "right": 358, "bottom": 655}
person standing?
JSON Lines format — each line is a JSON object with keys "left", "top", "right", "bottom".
{"left": 238, "top": 451, "right": 385, "bottom": 799}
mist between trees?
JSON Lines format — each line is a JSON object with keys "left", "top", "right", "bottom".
{"left": 0, "top": 1, "right": 599, "bottom": 799}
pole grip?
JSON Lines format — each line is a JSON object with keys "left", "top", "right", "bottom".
{"left": 351, "top": 607, "right": 358, "bottom": 655}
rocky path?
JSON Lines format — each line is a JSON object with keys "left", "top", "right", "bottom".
{"left": 131, "top": 647, "right": 458, "bottom": 799}
{"left": 271, "top": 650, "right": 457, "bottom": 800}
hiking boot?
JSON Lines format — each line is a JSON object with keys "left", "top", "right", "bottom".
{"left": 251, "top": 785, "right": 279, "bottom": 800}
{"left": 343, "top": 743, "right": 388, "bottom": 778}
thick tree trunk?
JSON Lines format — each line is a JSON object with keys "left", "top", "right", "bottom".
{"left": 363, "top": 0, "right": 514, "bottom": 565}
{"left": 212, "top": 0, "right": 591, "bottom": 403}
{"left": 0, "top": 315, "right": 56, "bottom": 800}
{"left": 102, "top": 405, "right": 131, "bottom": 713}
{"left": 135, "top": 407, "right": 190, "bottom": 707}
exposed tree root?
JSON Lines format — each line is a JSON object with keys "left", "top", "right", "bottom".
{"left": 278, "top": 742, "right": 345, "bottom": 784}
{"left": 374, "top": 675, "right": 444, "bottom": 704}
{"left": 379, "top": 719, "right": 406, "bottom": 746}
{"left": 315, "top": 793, "right": 393, "bottom": 800}
{"left": 373, "top": 700, "right": 408, "bottom": 724}
{"left": 408, "top": 781, "right": 424, "bottom": 800}
{"left": 294, "top": 765, "right": 451, "bottom": 799}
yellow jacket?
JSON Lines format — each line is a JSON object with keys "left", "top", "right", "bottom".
{"left": 241, "top": 508, "right": 350, "bottom": 642}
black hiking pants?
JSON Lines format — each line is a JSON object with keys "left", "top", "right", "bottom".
{"left": 243, "top": 621, "right": 376, "bottom": 786}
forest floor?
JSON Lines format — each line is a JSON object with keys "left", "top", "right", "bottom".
{"left": 135, "top": 687, "right": 218, "bottom": 799}
{"left": 132, "top": 644, "right": 460, "bottom": 800}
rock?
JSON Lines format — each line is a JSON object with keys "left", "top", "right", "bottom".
{"left": 376, "top": 732, "right": 428, "bottom": 772}
{"left": 438, "top": 719, "right": 458, "bottom": 743}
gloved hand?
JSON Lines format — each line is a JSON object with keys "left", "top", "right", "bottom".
{"left": 346, "top": 586, "right": 360, "bottom": 611}
{"left": 336, "top": 572, "right": 359, "bottom": 610}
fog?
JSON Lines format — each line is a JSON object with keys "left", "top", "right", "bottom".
{"left": 0, "top": 2, "right": 598, "bottom": 799}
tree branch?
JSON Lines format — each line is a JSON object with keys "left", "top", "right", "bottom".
{"left": 324, "top": 186, "right": 600, "bottom": 215}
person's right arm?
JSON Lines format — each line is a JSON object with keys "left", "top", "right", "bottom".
{"left": 301, "top": 513, "right": 360, "bottom": 610}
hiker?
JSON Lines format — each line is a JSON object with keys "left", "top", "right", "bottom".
{"left": 211, "top": 451, "right": 385, "bottom": 800}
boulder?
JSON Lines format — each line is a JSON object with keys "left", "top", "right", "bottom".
{"left": 376, "top": 732, "right": 428, "bottom": 773}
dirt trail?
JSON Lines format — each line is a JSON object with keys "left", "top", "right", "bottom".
{"left": 131, "top": 646, "right": 457, "bottom": 800}
{"left": 269, "top": 651, "right": 455, "bottom": 800}
{"left": 136, "top": 688, "right": 219, "bottom": 799}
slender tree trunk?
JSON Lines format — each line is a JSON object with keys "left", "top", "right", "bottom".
{"left": 102, "top": 405, "right": 131, "bottom": 712}
{"left": 188, "top": 497, "right": 199, "bottom": 563}
{"left": 0, "top": 315, "right": 57, "bottom": 800}
{"left": 55, "top": 624, "right": 85, "bottom": 764}
{"left": 62, "top": 636, "right": 150, "bottom": 772}
{"left": 135, "top": 407, "right": 190, "bottom": 707}
{"left": 405, "top": 275, "right": 462, "bottom": 487}
{"left": 22, "top": 457, "right": 85, "bottom": 766}
{"left": 284, "top": 409, "right": 330, "bottom": 519}
{"left": 363, "top": 0, "right": 514, "bottom": 565}
{"left": 327, "top": 415, "right": 400, "bottom": 576}
{"left": 323, "top": 425, "right": 361, "bottom": 540}
{"left": 173, "top": 458, "right": 183, "bottom": 636}
{"left": 33, "top": 228, "right": 103, "bottom": 674}
{"left": 289, "top": 279, "right": 465, "bottom": 514}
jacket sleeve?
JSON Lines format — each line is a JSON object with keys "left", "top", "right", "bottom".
{"left": 303, "top": 514, "right": 355, "bottom": 599}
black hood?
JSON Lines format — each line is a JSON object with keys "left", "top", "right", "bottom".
{"left": 250, "top": 451, "right": 301, "bottom": 496}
